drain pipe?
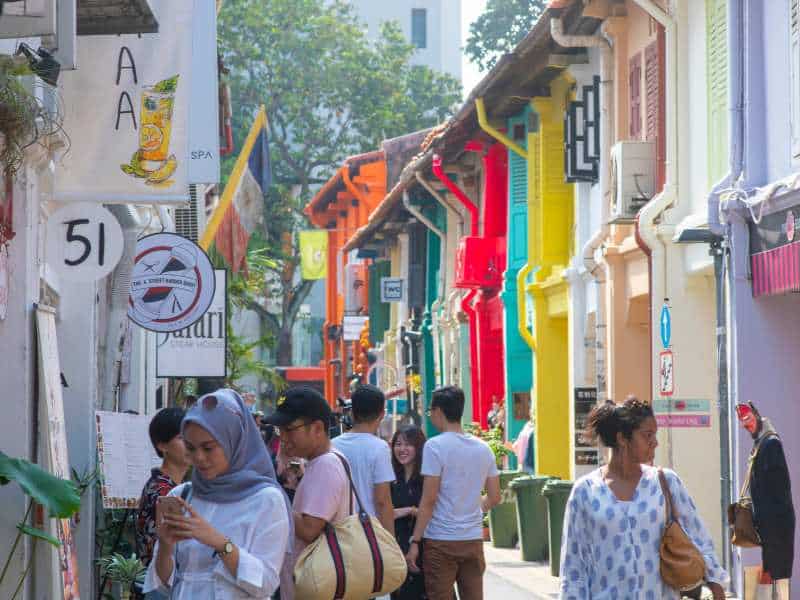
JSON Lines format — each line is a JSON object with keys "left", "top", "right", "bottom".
{"left": 432, "top": 154, "right": 481, "bottom": 415}
{"left": 551, "top": 16, "right": 615, "bottom": 402}
{"left": 404, "top": 191, "right": 446, "bottom": 386}
{"left": 630, "top": 0, "right": 677, "bottom": 411}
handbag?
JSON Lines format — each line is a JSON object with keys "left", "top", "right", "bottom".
{"left": 293, "top": 453, "right": 408, "bottom": 600}
{"left": 728, "top": 434, "right": 776, "bottom": 548}
{"left": 658, "top": 469, "right": 707, "bottom": 592}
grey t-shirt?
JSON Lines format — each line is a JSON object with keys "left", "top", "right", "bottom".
{"left": 421, "top": 432, "right": 499, "bottom": 541}
{"left": 332, "top": 432, "right": 395, "bottom": 516}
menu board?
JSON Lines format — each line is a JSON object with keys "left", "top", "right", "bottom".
{"left": 95, "top": 411, "right": 162, "bottom": 509}
{"left": 574, "top": 387, "right": 599, "bottom": 469}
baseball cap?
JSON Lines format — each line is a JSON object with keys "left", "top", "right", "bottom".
{"left": 264, "top": 385, "right": 333, "bottom": 427}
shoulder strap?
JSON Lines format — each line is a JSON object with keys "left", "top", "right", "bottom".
{"left": 741, "top": 432, "right": 780, "bottom": 498}
{"left": 658, "top": 469, "right": 678, "bottom": 526}
{"left": 333, "top": 452, "right": 365, "bottom": 517}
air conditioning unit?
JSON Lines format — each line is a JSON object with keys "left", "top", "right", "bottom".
{"left": 608, "top": 141, "right": 656, "bottom": 223}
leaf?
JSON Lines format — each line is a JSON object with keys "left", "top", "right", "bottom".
{"left": 0, "top": 452, "right": 80, "bottom": 518}
{"left": 17, "top": 524, "right": 61, "bottom": 547}
{"left": 152, "top": 74, "right": 179, "bottom": 93}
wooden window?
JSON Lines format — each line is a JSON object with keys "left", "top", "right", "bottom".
{"left": 629, "top": 53, "right": 642, "bottom": 139}
{"left": 645, "top": 41, "right": 660, "bottom": 143}
{"left": 706, "top": 0, "right": 729, "bottom": 185}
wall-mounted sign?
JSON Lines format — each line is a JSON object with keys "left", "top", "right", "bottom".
{"left": 749, "top": 204, "right": 800, "bottom": 297}
{"left": 128, "top": 232, "right": 215, "bottom": 332}
{"left": 659, "top": 349, "right": 674, "bottom": 396}
{"left": 574, "top": 387, "right": 599, "bottom": 468}
{"left": 46, "top": 203, "right": 124, "bottom": 281}
{"left": 156, "top": 269, "right": 226, "bottom": 377}
{"left": 653, "top": 398, "right": 711, "bottom": 413}
{"left": 343, "top": 315, "right": 369, "bottom": 342}
{"left": 380, "top": 277, "right": 404, "bottom": 302}
{"left": 656, "top": 414, "right": 711, "bottom": 428}
{"left": 56, "top": 0, "right": 196, "bottom": 202}
{"left": 660, "top": 302, "right": 672, "bottom": 348}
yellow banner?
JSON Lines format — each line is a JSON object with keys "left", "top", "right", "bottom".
{"left": 299, "top": 230, "right": 328, "bottom": 280}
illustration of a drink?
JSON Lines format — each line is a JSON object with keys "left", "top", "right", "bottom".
{"left": 121, "top": 74, "right": 179, "bottom": 186}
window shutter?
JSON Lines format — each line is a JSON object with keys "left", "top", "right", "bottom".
{"left": 369, "top": 261, "right": 391, "bottom": 345}
{"left": 508, "top": 110, "right": 528, "bottom": 204}
{"left": 706, "top": 0, "right": 729, "bottom": 185}
{"left": 645, "top": 42, "right": 660, "bottom": 143}
{"left": 629, "top": 53, "right": 642, "bottom": 139}
{"left": 791, "top": 0, "right": 800, "bottom": 158}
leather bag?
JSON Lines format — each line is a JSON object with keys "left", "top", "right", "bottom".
{"left": 293, "top": 453, "right": 408, "bottom": 600}
{"left": 727, "top": 434, "right": 775, "bottom": 548}
{"left": 658, "top": 469, "right": 707, "bottom": 592}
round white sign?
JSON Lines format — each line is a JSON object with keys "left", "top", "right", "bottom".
{"left": 128, "top": 232, "right": 216, "bottom": 333}
{"left": 46, "top": 203, "right": 125, "bottom": 282}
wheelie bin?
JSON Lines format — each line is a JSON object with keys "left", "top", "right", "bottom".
{"left": 509, "top": 475, "right": 552, "bottom": 561}
{"left": 488, "top": 470, "right": 520, "bottom": 548}
{"left": 542, "top": 480, "right": 574, "bottom": 576}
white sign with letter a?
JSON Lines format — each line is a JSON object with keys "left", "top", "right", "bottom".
{"left": 46, "top": 202, "right": 124, "bottom": 281}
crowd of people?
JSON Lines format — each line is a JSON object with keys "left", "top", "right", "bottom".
{"left": 130, "top": 385, "right": 794, "bottom": 600}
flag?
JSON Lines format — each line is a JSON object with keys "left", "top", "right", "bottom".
{"left": 299, "top": 230, "right": 328, "bottom": 280}
{"left": 200, "top": 106, "right": 270, "bottom": 274}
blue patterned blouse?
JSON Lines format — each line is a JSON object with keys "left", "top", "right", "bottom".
{"left": 559, "top": 465, "right": 728, "bottom": 599}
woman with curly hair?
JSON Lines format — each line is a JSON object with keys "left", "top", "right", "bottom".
{"left": 559, "top": 396, "right": 727, "bottom": 599}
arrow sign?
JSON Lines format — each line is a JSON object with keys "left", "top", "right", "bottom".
{"left": 660, "top": 303, "right": 671, "bottom": 348}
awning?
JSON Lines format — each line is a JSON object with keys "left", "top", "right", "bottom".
{"left": 749, "top": 199, "right": 800, "bottom": 297}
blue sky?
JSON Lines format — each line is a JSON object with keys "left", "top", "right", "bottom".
{"left": 461, "top": 0, "right": 489, "bottom": 97}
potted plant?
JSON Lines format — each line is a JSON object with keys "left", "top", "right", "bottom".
{"left": 97, "top": 553, "right": 145, "bottom": 600}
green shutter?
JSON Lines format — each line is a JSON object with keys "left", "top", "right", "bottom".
{"left": 706, "top": 0, "right": 729, "bottom": 186}
{"left": 508, "top": 108, "right": 529, "bottom": 204}
{"left": 368, "top": 261, "right": 391, "bottom": 345}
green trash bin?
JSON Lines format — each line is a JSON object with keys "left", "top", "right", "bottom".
{"left": 542, "top": 480, "right": 574, "bottom": 577}
{"left": 509, "top": 475, "right": 552, "bottom": 562}
{"left": 488, "top": 470, "right": 520, "bottom": 548}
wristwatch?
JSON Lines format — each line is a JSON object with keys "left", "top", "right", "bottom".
{"left": 409, "top": 537, "right": 420, "bottom": 546}
{"left": 217, "top": 538, "right": 234, "bottom": 557}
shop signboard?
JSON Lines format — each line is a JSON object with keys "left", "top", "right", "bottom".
{"left": 749, "top": 203, "right": 800, "bottom": 296}
{"left": 653, "top": 398, "right": 711, "bottom": 413}
{"left": 156, "top": 269, "right": 227, "bottom": 377}
{"left": 574, "top": 387, "right": 599, "bottom": 469}
{"left": 128, "top": 232, "right": 216, "bottom": 333}
{"left": 656, "top": 414, "right": 711, "bottom": 428}
{"left": 380, "top": 277, "right": 404, "bottom": 302}
{"left": 56, "top": 0, "right": 198, "bottom": 203}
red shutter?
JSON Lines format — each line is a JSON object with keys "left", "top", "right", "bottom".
{"left": 645, "top": 30, "right": 666, "bottom": 190}
{"left": 629, "top": 52, "right": 642, "bottom": 139}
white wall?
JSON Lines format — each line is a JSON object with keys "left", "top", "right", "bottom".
{"left": 346, "top": 0, "right": 462, "bottom": 81}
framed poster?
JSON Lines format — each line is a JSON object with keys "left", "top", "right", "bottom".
{"left": 156, "top": 269, "right": 227, "bottom": 377}
{"left": 36, "top": 305, "right": 81, "bottom": 599}
{"left": 574, "top": 387, "right": 599, "bottom": 469}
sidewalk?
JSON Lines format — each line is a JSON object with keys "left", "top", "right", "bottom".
{"left": 483, "top": 543, "right": 560, "bottom": 599}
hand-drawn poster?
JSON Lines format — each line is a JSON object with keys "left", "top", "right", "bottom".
{"left": 95, "top": 411, "right": 162, "bottom": 509}
{"left": 36, "top": 305, "right": 80, "bottom": 600}
{"left": 56, "top": 1, "right": 195, "bottom": 201}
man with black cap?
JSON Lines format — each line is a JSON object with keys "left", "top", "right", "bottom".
{"left": 264, "top": 386, "right": 354, "bottom": 566}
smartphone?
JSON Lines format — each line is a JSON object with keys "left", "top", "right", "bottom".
{"left": 158, "top": 496, "right": 185, "bottom": 518}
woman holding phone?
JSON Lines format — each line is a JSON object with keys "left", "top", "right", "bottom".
{"left": 143, "top": 389, "right": 293, "bottom": 599}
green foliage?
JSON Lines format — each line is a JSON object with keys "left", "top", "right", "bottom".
{"left": 465, "top": 0, "right": 547, "bottom": 72}
{"left": 464, "top": 423, "right": 513, "bottom": 467}
{"left": 97, "top": 553, "right": 145, "bottom": 586}
{"left": 0, "top": 452, "right": 81, "bottom": 518}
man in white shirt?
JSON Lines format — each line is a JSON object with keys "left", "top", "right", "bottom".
{"left": 405, "top": 386, "right": 501, "bottom": 600}
{"left": 332, "top": 384, "right": 395, "bottom": 536}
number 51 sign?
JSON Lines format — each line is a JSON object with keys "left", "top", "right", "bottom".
{"left": 46, "top": 203, "right": 125, "bottom": 281}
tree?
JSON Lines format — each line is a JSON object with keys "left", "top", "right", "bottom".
{"left": 218, "top": 0, "right": 461, "bottom": 366}
{"left": 465, "top": 0, "right": 547, "bottom": 72}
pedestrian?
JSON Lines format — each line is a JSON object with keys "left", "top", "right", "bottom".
{"left": 390, "top": 425, "right": 427, "bottom": 600}
{"left": 134, "top": 406, "right": 188, "bottom": 600}
{"left": 559, "top": 397, "right": 727, "bottom": 599}
{"left": 143, "top": 389, "right": 292, "bottom": 599}
{"left": 332, "top": 384, "right": 396, "bottom": 535}
{"left": 263, "top": 385, "right": 353, "bottom": 600}
{"left": 405, "top": 386, "right": 502, "bottom": 600}
{"left": 735, "top": 402, "right": 795, "bottom": 598}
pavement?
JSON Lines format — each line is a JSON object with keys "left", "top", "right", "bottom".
{"left": 482, "top": 543, "right": 560, "bottom": 599}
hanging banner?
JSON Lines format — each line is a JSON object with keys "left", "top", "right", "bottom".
{"left": 56, "top": 1, "right": 195, "bottom": 201}
{"left": 36, "top": 306, "right": 81, "bottom": 600}
{"left": 95, "top": 411, "right": 162, "bottom": 509}
{"left": 299, "top": 230, "right": 328, "bottom": 280}
{"left": 128, "top": 232, "right": 216, "bottom": 333}
{"left": 156, "top": 269, "right": 227, "bottom": 377}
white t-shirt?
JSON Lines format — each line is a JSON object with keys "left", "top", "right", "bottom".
{"left": 421, "top": 432, "right": 499, "bottom": 541}
{"left": 332, "top": 432, "right": 395, "bottom": 516}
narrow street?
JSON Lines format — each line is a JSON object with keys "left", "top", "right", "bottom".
{"left": 483, "top": 544, "right": 560, "bottom": 599}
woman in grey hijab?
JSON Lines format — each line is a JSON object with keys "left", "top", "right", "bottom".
{"left": 143, "top": 389, "right": 294, "bottom": 599}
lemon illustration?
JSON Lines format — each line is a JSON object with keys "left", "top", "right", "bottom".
{"left": 121, "top": 151, "right": 148, "bottom": 178}
{"left": 146, "top": 155, "right": 177, "bottom": 185}
{"left": 140, "top": 124, "right": 163, "bottom": 152}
